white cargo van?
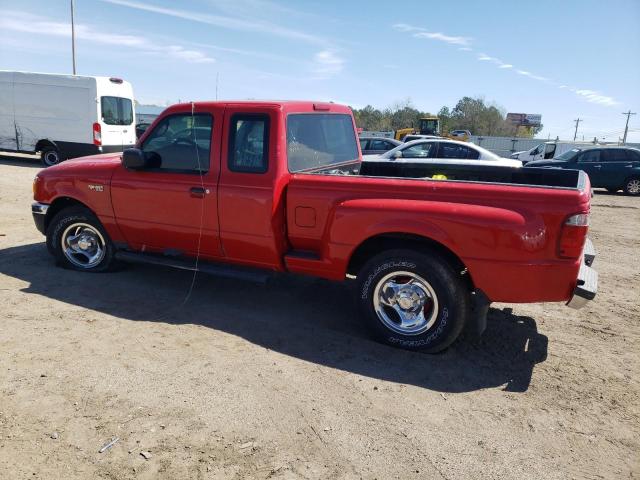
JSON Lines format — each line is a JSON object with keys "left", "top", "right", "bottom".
{"left": 0, "top": 71, "right": 136, "bottom": 166}
{"left": 509, "top": 141, "right": 582, "bottom": 164}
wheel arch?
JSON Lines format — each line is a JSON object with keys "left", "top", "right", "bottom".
{"left": 346, "top": 232, "right": 473, "bottom": 288}
{"left": 35, "top": 139, "right": 59, "bottom": 153}
{"left": 44, "top": 197, "right": 93, "bottom": 232}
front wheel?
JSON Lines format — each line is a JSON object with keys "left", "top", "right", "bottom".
{"left": 356, "top": 249, "right": 470, "bottom": 353}
{"left": 46, "top": 207, "right": 116, "bottom": 272}
{"left": 623, "top": 177, "right": 640, "bottom": 196}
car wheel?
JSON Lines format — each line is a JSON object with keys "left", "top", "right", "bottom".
{"left": 356, "top": 249, "right": 469, "bottom": 353}
{"left": 46, "top": 207, "right": 116, "bottom": 272}
{"left": 41, "top": 147, "right": 62, "bottom": 167}
{"left": 623, "top": 177, "right": 640, "bottom": 196}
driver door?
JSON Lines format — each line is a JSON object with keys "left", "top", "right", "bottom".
{"left": 110, "top": 109, "right": 223, "bottom": 258}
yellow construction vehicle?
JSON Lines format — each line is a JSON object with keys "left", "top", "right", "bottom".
{"left": 394, "top": 117, "right": 470, "bottom": 142}
{"left": 393, "top": 116, "right": 441, "bottom": 141}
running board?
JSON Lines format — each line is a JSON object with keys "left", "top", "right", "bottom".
{"left": 114, "top": 251, "right": 272, "bottom": 284}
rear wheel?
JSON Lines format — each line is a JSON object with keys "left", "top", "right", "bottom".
{"left": 356, "top": 249, "right": 469, "bottom": 353}
{"left": 623, "top": 177, "right": 640, "bottom": 196}
{"left": 41, "top": 147, "right": 62, "bottom": 167}
{"left": 46, "top": 207, "right": 116, "bottom": 272}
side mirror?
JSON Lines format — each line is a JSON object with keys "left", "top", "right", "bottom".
{"left": 122, "top": 148, "right": 148, "bottom": 169}
{"left": 393, "top": 151, "right": 403, "bottom": 159}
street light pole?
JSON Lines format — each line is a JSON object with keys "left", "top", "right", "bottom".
{"left": 71, "top": 0, "right": 77, "bottom": 75}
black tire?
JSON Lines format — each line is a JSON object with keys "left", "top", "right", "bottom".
{"left": 46, "top": 206, "right": 116, "bottom": 272}
{"left": 606, "top": 188, "right": 619, "bottom": 194}
{"left": 41, "top": 147, "right": 62, "bottom": 167}
{"left": 356, "top": 249, "right": 470, "bottom": 353}
{"left": 623, "top": 177, "right": 640, "bottom": 196}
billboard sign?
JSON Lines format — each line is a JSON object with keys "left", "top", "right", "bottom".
{"left": 507, "top": 113, "right": 542, "bottom": 127}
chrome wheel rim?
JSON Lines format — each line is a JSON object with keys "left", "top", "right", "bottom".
{"left": 627, "top": 179, "right": 640, "bottom": 194}
{"left": 373, "top": 271, "right": 439, "bottom": 335}
{"left": 44, "top": 150, "right": 60, "bottom": 166}
{"left": 61, "top": 223, "right": 106, "bottom": 269}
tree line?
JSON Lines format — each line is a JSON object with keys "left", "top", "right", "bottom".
{"left": 351, "top": 97, "right": 542, "bottom": 138}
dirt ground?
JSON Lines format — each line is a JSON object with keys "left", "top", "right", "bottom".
{"left": 0, "top": 153, "right": 638, "bottom": 480}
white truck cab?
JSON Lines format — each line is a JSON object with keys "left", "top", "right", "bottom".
{"left": 510, "top": 141, "right": 581, "bottom": 164}
{"left": 0, "top": 71, "right": 136, "bottom": 166}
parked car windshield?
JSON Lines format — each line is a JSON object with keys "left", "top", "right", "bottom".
{"left": 287, "top": 114, "right": 359, "bottom": 172}
{"left": 555, "top": 148, "right": 581, "bottom": 162}
{"left": 100, "top": 96, "right": 133, "bottom": 125}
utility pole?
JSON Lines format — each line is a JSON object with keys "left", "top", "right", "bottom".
{"left": 621, "top": 110, "right": 637, "bottom": 144}
{"left": 573, "top": 118, "right": 582, "bottom": 141}
{"left": 70, "top": 0, "right": 77, "bottom": 75}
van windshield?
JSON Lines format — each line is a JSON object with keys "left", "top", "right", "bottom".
{"left": 101, "top": 96, "right": 133, "bottom": 125}
{"left": 287, "top": 113, "right": 358, "bottom": 172}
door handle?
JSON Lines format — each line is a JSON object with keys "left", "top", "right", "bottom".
{"left": 593, "top": 165, "right": 601, "bottom": 168}
{"left": 624, "top": 164, "right": 633, "bottom": 168}
{"left": 190, "top": 186, "right": 208, "bottom": 198}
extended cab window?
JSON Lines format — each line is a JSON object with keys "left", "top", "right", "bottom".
{"left": 141, "top": 113, "right": 212, "bottom": 172}
{"left": 101, "top": 96, "right": 133, "bottom": 125}
{"left": 287, "top": 114, "right": 358, "bottom": 172}
{"left": 228, "top": 115, "right": 269, "bottom": 173}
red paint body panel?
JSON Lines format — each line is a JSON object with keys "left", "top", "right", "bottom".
{"left": 33, "top": 100, "right": 591, "bottom": 305}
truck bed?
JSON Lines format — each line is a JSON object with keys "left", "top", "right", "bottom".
{"left": 358, "top": 161, "right": 586, "bottom": 190}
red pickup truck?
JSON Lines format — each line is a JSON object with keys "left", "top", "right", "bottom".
{"left": 31, "top": 101, "right": 597, "bottom": 352}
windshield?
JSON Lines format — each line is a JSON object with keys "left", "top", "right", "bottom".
{"left": 287, "top": 114, "right": 358, "bottom": 172}
{"left": 555, "top": 148, "right": 581, "bottom": 161}
{"left": 101, "top": 96, "right": 133, "bottom": 125}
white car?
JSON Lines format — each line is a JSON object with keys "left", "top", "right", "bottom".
{"left": 450, "top": 129, "right": 471, "bottom": 138}
{"left": 363, "top": 139, "right": 522, "bottom": 168}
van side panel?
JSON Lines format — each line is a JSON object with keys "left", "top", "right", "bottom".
{"left": 13, "top": 78, "right": 94, "bottom": 151}
{"left": 0, "top": 72, "right": 16, "bottom": 151}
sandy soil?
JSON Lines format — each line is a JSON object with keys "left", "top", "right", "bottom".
{"left": 0, "top": 154, "right": 638, "bottom": 479}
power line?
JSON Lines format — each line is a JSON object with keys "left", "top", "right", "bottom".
{"left": 573, "top": 118, "right": 582, "bottom": 141}
{"left": 622, "top": 110, "right": 637, "bottom": 144}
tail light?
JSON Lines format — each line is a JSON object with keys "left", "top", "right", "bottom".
{"left": 92, "top": 122, "right": 102, "bottom": 146}
{"left": 558, "top": 213, "right": 589, "bottom": 259}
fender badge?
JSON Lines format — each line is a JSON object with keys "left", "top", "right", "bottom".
{"left": 88, "top": 184, "right": 104, "bottom": 192}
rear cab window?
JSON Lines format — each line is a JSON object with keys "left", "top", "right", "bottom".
{"left": 287, "top": 114, "right": 359, "bottom": 172}
{"left": 101, "top": 96, "right": 133, "bottom": 125}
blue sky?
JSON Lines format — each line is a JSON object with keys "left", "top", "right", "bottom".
{"left": 1, "top": 0, "right": 639, "bottom": 141}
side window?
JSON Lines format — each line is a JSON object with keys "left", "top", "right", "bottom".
{"left": 544, "top": 143, "right": 556, "bottom": 159}
{"left": 359, "top": 139, "right": 369, "bottom": 150}
{"left": 228, "top": 114, "right": 269, "bottom": 173}
{"left": 402, "top": 142, "right": 434, "bottom": 158}
{"left": 438, "top": 143, "right": 472, "bottom": 159}
{"left": 625, "top": 149, "right": 640, "bottom": 162}
{"left": 578, "top": 150, "right": 601, "bottom": 163}
{"left": 370, "top": 139, "right": 391, "bottom": 151}
{"left": 141, "top": 113, "right": 212, "bottom": 172}
{"left": 467, "top": 147, "right": 480, "bottom": 160}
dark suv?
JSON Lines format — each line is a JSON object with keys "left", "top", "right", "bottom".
{"left": 526, "top": 147, "right": 640, "bottom": 195}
